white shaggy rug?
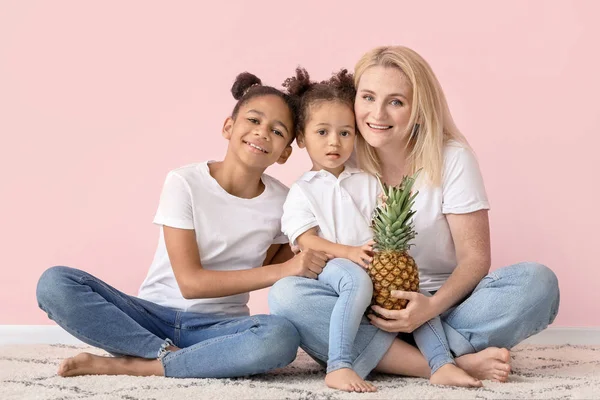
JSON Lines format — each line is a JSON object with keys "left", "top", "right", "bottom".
{"left": 1, "top": 344, "right": 600, "bottom": 399}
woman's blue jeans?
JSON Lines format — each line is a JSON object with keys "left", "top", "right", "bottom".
{"left": 36, "top": 266, "right": 300, "bottom": 378}
{"left": 269, "top": 260, "right": 560, "bottom": 378}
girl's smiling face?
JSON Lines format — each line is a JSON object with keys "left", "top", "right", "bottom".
{"left": 354, "top": 66, "right": 413, "bottom": 150}
{"left": 223, "top": 94, "right": 294, "bottom": 169}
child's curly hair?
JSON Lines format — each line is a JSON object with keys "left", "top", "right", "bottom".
{"left": 230, "top": 72, "right": 300, "bottom": 142}
{"left": 282, "top": 67, "right": 356, "bottom": 139}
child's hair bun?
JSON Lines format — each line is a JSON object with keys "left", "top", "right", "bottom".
{"left": 231, "top": 72, "right": 262, "bottom": 100}
{"left": 282, "top": 67, "right": 313, "bottom": 97}
{"left": 327, "top": 69, "right": 354, "bottom": 90}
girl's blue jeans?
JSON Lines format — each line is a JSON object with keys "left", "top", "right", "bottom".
{"left": 36, "top": 266, "right": 300, "bottom": 378}
{"left": 269, "top": 260, "right": 560, "bottom": 379}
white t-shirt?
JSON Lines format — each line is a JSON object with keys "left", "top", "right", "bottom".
{"left": 412, "top": 142, "right": 490, "bottom": 291}
{"left": 283, "top": 141, "right": 489, "bottom": 292}
{"left": 137, "top": 161, "right": 289, "bottom": 317}
{"left": 281, "top": 166, "right": 380, "bottom": 247}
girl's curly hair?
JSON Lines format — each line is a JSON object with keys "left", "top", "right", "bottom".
{"left": 230, "top": 72, "right": 300, "bottom": 142}
{"left": 282, "top": 67, "right": 356, "bottom": 138}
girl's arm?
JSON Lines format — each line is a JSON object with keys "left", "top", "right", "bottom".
{"left": 296, "top": 228, "right": 373, "bottom": 268}
{"left": 164, "top": 226, "right": 328, "bottom": 299}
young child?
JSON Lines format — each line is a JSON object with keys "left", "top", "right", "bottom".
{"left": 35, "top": 72, "right": 330, "bottom": 379}
{"left": 280, "top": 68, "right": 481, "bottom": 392}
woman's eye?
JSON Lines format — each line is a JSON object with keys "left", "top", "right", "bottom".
{"left": 390, "top": 99, "right": 403, "bottom": 106}
{"left": 317, "top": 129, "right": 327, "bottom": 136}
{"left": 363, "top": 95, "right": 374, "bottom": 102}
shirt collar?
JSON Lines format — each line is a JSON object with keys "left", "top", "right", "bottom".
{"left": 299, "top": 165, "right": 363, "bottom": 182}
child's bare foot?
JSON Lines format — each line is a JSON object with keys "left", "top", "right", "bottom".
{"left": 429, "top": 363, "right": 482, "bottom": 387}
{"left": 58, "top": 352, "right": 163, "bottom": 377}
{"left": 325, "top": 368, "right": 377, "bottom": 392}
{"left": 456, "top": 347, "right": 511, "bottom": 382}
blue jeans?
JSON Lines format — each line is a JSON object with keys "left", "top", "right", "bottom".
{"left": 269, "top": 261, "right": 560, "bottom": 379}
{"left": 316, "top": 258, "right": 373, "bottom": 373}
{"left": 413, "top": 290, "right": 455, "bottom": 375}
{"left": 36, "top": 266, "right": 300, "bottom": 378}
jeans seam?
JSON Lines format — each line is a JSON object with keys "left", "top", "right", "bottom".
{"left": 425, "top": 320, "right": 452, "bottom": 356}
{"left": 161, "top": 329, "right": 252, "bottom": 372}
{"left": 430, "top": 358, "right": 455, "bottom": 375}
{"left": 337, "top": 269, "right": 354, "bottom": 367}
{"left": 301, "top": 343, "right": 328, "bottom": 361}
{"left": 445, "top": 273, "right": 510, "bottom": 325}
{"left": 49, "top": 312, "right": 142, "bottom": 357}
{"left": 327, "top": 361, "right": 353, "bottom": 373}
{"left": 78, "top": 276, "right": 176, "bottom": 328}
{"left": 180, "top": 316, "right": 261, "bottom": 332}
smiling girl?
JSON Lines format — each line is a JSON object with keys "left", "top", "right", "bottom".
{"left": 36, "top": 72, "right": 329, "bottom": 379}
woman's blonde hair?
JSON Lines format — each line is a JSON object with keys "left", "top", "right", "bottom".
{"left": 354, "top": 46, "right": 468, "bottom": 186}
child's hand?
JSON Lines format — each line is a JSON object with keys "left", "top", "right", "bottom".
{"left": 282, "top": 249, "right": 330, "bottom": 279}
{"left": 347, "top": 241, "right": 375, "bottom": 269}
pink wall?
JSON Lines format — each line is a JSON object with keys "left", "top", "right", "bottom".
{"left": 1, "top": 1, "right": 598, "bottom": 327}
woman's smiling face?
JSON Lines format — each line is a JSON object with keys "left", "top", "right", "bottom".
{"left": 354, "top": 66, "right": 413, "bottom": 150}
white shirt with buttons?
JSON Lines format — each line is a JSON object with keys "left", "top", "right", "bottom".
{"left": 281, "top": 166, "right": 380, "bottom": 247}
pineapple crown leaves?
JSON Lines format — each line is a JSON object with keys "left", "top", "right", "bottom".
{"left": 371, "top": 170, "right": 421, "bottom": 252}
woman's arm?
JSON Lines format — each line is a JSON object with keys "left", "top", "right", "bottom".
{"left": 369, "top": 209, "right": 491, "bottom": 333}
{"left": 297, "top": 228, "right": 373, "bottom": 268}
{"left": 430, "top": 209, "right": 491, "bottom": 313}
{"left": 164, "top": 226, "right": 328, "bottom": 299}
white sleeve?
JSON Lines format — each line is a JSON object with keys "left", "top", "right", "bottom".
{"left": 273, "top": 220, "right": 289, "bottom": 245}
{"left": 153, "top": 172, "right": 195, "bottom": 229}
{"left": 281, "top": 183, "right": 319, "bottom": 245}
{"left": 442, "top": 147, "right": 490, "bottom": 214}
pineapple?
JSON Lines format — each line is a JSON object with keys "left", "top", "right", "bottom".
{"left": 368, "top": 172, "right": 420, "bottom": 311}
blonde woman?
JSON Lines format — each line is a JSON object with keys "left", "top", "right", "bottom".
{"left": 270, "top": 46, "right": 560, "bottom": 384}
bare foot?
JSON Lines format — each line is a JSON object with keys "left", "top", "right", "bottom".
{"left": 429, "top": 363, "right": 482, "bottom": 387}
{"left": 456, "top": 347, "right": 511, "bottom": 382}
{"left": 325, "top": 368, "right": 377, "bottom": 392}
{"left": 58, "top": 352, "right": 163, "bottom": 377}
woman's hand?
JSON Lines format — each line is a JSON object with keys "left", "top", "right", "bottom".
{"left": 368, "top": 290, "right": 439, "bottom": 333}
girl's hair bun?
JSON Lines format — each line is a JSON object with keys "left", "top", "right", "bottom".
{"left": 326, "top": 68, "right": 354, "bottom": 91}
{"left": 231, "top": 72, "right": 262, "bottom": 100}
{"left": 282, "top": 67, "right": 314, "bottom": 97}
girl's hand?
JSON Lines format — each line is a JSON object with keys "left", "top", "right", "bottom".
{"left": 282, "top": 249, "right": 329, "bottom": 279}
{"left": 347, "top": 241, "right": 375, "bottom": 268}
{"left": 367, "top": 291, "right": 439, "bottom": 333}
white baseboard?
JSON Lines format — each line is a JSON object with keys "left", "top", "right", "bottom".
{"left": 520, "top": 327, "right": 600, "bottom": 345}
{"left": 1, "top": 325, "right": 599, "bottom": 346}
{"left": 0, "top": 325, "right": 85, "bottom": 345}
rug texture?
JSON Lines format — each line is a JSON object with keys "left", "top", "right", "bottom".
{"left": 1, "top": 343, "right": 599, "bottom": 399}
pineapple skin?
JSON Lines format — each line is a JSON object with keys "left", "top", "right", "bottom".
{"left": 368, "top": 250, "right": 419, "bottom": 310}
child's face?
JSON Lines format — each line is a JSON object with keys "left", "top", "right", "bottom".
{"left": 222, "top": 95, "right": 294, "bottom": 170}
{"left": 299, "top": 101, "right": 356, "bottom": 175}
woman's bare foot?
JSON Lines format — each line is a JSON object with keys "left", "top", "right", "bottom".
{"left": 429, "top": 363, "right": 482, "bottom": 387}
{"left": 456, "top": 347, "right": 511, "bottom": 382}
{"left": 58, "top": 352, "right": 164, "bottom": 377}
{"left": 325, "top": 368, "right": 377, "bottom": 392}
